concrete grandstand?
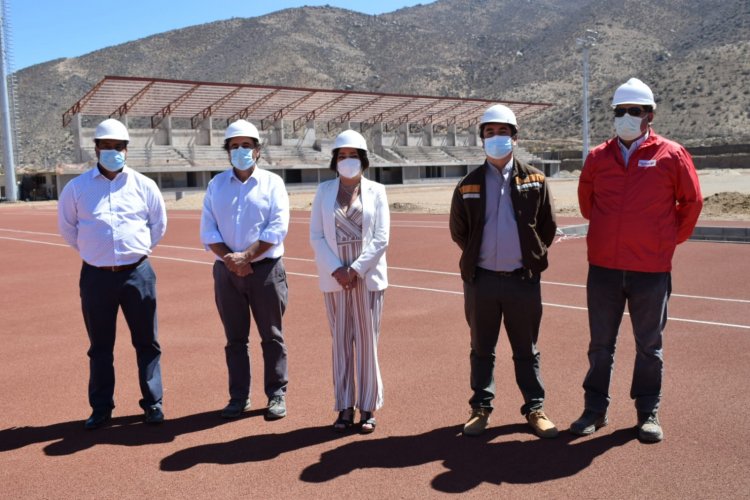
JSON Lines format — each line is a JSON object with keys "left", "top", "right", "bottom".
{"left": 51, "top": 75, "right": 555, "bottom": 196}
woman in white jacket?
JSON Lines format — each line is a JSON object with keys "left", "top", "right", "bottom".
{"left": 309, "top": 130, "right": 390, "bottom": 433}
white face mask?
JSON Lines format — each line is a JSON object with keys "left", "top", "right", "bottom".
{"left": 337, "top": 158, "right": 362, "bottom": 179}
{"left": 614, "top": 115, "right": 646, "bottom": 142}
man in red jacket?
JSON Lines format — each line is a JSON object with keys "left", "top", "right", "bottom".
{"left": 570, "top": 78, "right": 702, "bottom": 442}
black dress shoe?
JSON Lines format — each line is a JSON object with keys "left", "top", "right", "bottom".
{"left": 221, "top": 399, "right": 251, "bottom": 419}
{"left": 569, "top": 409, "right": 608, "bottom": 436}
{"left": 144, "top": 405, "right": 165, "bottom": 424}
{"left": 84, "top": 410, "right": 112, "bottom": 430}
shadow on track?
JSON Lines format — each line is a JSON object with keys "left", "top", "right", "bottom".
{"left": 160, "top": 425, "right": 346, "bottom": 471}
{"left": 300, "top": 424, "right": 636, "bottom": 493}
{"left": 0, "top": 409, "right": 266, "bottom": 456}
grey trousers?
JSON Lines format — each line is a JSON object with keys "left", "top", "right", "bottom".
{"left": 213, "top": 258, "right": 288, "bottom": 402}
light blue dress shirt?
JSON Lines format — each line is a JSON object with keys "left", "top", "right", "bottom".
{"left": 618, "top": 131, "right": 649, "bottom": 166}
{"left": 200, "top": 167, "right": 290, "bottom": 261}
{"left": 57, "top": 165, "right": 167, "bottom": 266}
{"left": 477, "top": 158, "right": 524, "bottom": 272}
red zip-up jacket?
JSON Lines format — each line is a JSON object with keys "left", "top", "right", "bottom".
{"left": 578, "top": 131, "right": 702, "bottom": 273}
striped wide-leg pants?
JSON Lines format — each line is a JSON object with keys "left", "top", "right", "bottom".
{"left": 324, "top": 284, "right": 384, "bottom": 412}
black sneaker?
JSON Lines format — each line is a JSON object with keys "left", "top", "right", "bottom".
{"left": 265, "top": 395, "right": 287, "bottom": 421}
{"left": 144, "top": 405, "right": 164, "bottom": 425}
{"left": 569, "top": 409, "right": 608, "bottom": 436}
{"left": 637, "top": 411, "right": 663, "bottom": 442}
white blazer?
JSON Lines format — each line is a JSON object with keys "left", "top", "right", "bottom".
{"left": 310, "top": 176, "right": 389, "bottom": 292}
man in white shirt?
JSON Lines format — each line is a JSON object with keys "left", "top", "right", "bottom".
{"left": 58, "top": 118, "right": 167, "bottom": 429}
{"left": 200, "top": 120, "right": 290, "bottom": 421}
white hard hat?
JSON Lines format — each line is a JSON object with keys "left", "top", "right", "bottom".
{"left": 612, "top": 78, "right": 656, "bottom": 108}
{"left": 225, "top": 119, "right": 260, "bottom": 141}
{"left": 333, "top": 129, "right": 368, "bottom": 151}
{"left": 479, "top": 104, "right": 518, "bottom": 127}
{"left": 94, "top": 118, "right": 129, "bottom": 141}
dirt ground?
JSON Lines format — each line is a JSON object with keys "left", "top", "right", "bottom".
{"left": 3, "top": 168, "right": 747, "bottom": 220}
{"left": 163, "top": 168, "right": 750, "bottom": 220}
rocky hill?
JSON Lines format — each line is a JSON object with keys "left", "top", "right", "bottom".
{"left": 9, "top": 0, "right": 750, "bottom": 167}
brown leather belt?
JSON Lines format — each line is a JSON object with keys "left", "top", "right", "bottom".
{"left": 86, "top": 255, "right": 147, "bottom": 272}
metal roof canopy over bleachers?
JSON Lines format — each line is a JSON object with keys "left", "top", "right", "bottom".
{"left": 63, "top": 76, "right": 552, "bottom": 133}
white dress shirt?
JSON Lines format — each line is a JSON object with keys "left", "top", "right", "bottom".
{"left": 477, "top": 158, "right": 524, "bottom": 272}
{"left": 200, "top": 167, "right": 289, "bottom": 261}
{"left": 58, "top": 165, "right": 167, "bottom": 266}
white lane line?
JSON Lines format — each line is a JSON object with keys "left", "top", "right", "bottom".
{"left": 0, "top": 228, "right": 60, "bottom": 236}
{"left": 0, "top": 236, "right": 68, "bottom": 247}
{"left": 2, "top": 230, "right": 749, "bottom": 305}
{"left": 527, "top": 280, "right": 750, "bottom": 304}
{"left": 158, "top": 244, "right": 204, "bottom": 251}
{"left": 95, "top": 254, "right": 321, "bottom": 280}
{"left": 390, "top": 283, "right": 462, "bottom": 295}
{"left": 671, "top": 293, "right": 750, "bottom": 304}
{"left": 3, "top": 234, "right": 750, "bottom": 326}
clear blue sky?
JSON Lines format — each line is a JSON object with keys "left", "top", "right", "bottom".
{"left": 4, "top": 0, "right": 435, "bottom": 70}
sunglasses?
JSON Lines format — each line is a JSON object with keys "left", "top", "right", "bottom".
{"left": 613, "top": 107, "right": 648, "bottom": 118}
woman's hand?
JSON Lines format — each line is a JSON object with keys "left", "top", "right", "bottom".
{"left": 332, "top": 266, "right": 357, "bottom": 290}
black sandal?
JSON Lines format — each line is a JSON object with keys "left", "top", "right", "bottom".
{"left": 333, "top": 408, "right": 354, "bottom": 432}
{"left": 359, "top": 411, "right": 376, "bottom": 434}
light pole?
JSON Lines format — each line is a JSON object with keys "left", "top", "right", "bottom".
{"left": 0, "top": 2, "right": 17, "bottom": 201}
{"left": 576, "top": 30, "right": 597, "bottom": 164}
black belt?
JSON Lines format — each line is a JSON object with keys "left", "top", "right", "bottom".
{"left": 86, "top": 255, "right": 147, "bottom": 272}
{"left": 252, "top": 257, "right": 279, "bottom": 265}
{"left": 477, "top": 266, "right": 525, "bottom": 277}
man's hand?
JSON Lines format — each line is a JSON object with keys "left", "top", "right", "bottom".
{"left": 223, "top": 252, "right": 253, "bottom": 276}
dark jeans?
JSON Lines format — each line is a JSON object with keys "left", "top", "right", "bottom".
{"left": 582, "top": 264, "right": 671, "bottom": 414}
{"left": 464, "top": 268, "right": 545, "bottom": 415}
{"left": 213, "top": 258, "right": 288, "bottom": 402}
{"left": 79, "top": 259, "right": 163, "bottom": 412}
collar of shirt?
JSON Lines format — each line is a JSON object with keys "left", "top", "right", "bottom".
{"left": 92, "top": 164, "right": 130, "bottom": 180}
{"left": 486, "top": 156, "right": 514, "bottom": 183}
{"left": 618, "top": 131, "right": 649, "bottom": 166}
{"left": 230, "top": 168, "right": 258, "bottom": 185}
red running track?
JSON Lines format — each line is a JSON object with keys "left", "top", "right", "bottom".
{"left": 1, "top": 205, "right": 748, "bottom": 498}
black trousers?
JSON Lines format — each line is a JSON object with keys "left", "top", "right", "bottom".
{"left": 463, "top": 267, "right": 545, "bottom": 415}
{"left": 213, "top": 258, "right": 289, "bottom": 403}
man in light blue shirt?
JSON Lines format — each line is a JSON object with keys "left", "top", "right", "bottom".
{"left": 58, "top": 118, "right": 167, "bottom": 429}
{"left": 200, "top": 120, "right": 290, "bottom": 421}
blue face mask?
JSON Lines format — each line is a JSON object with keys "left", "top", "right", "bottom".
{"left": 98, "top": 149, "right": 126, "bottom": 172}
{"left": 230, "top": 147, "right": 256, "bottom": 171}
{"left": 484, "top": 135, "right": 513, "bottom": 160}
